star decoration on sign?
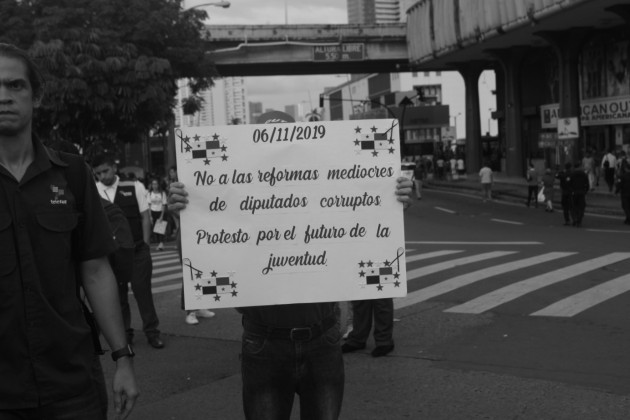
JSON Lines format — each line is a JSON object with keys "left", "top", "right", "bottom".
{"left": 354, "top": 126, "right": 362, "bottom": 133}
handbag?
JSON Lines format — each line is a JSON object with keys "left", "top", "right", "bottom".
{"left": 537, "top": 186, "right": 546, "bottom": 203}
{"left": 153, "top": 219, "right": 168, "bottom": 235}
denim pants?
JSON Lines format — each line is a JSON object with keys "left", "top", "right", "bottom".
{"left": 119, "top": 242, "right": 160, "bottom": 340}
{"left": 0, "top": 385, "right": 103, "bottom": 420}
{"left": 241, "top": 324, "right": 344, "bottom": 420}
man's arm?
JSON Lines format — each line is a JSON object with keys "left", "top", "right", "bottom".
{"left": 81, "top": 257, "right": 139, "bottom": 419}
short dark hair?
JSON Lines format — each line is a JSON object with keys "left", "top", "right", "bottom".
{"left": 90, "top": 152, "right": 118, "bottom": 168}
{"left": 0, "top": 43, "right": 43, "bottom": 100}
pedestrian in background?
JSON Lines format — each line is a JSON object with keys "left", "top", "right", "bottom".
{"left": 93, "top": 153, "right": 165, "bottom": 349}
{"left": 0, "top": 43, "right": 137, "bottom": 419}
{"left": 526, "top": 161, "right": 539, "bottom": 208}
{"left": 479, "top": 161, "right": 493, "bottom": 201}
{"left": 569, "top": 161, "right": 590, "bottom": 227}
{"left": 556, "top": 163, "right": 573, "bottom": 225}
{"left": 147, "top": 177, "right": 167, "bottom": 251}
{"left": 602, "top": 149, "right": 617, "bottom": 193}
{"left": 342, "top": 298, "right": 395, "bottom": 357}
{"left": 582, "top": 150, "right": 595, "bottom": 191}
{"left": 617, "top": 159, "right": 630, "bottom": 225}
{"left": 413, "top": 158, "right": 425, "bottom": 199}
{"left": 541, "top": 167, "right": 555, "bottom": 212}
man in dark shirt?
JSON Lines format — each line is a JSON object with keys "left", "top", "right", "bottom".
{"left": 555, "top": 162, "right": 573, "bottom": 225}
{"left": 569, "top": 161, "right": 590, "bottom": 227}
{"left": 0, "top": 43, "right": 138, "bottom": 418}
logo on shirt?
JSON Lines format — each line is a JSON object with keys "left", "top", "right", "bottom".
{"left": 119, "top": 190, "right": 133, "bottom": 197}
{"left": 50, "top": 185, "right": 68, "bottom": 205}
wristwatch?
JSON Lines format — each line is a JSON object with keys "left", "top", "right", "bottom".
{"left": 111, "top": 344, "right": 135, "bottom": 362}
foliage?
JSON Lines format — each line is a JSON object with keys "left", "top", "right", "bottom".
{"left": 0, "top": 0, "right": 217, "bottom": 149}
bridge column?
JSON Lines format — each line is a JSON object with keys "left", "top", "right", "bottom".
{"left": 536, "top": 28, "right": 591, "bottom": 163}
{"left": 490, "top": 48, "right": 527, "bottom": 177}
{"left": 456, "top": 62, "right": 485, "bottom": 174}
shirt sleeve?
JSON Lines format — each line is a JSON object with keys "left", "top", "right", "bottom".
{"left": 78, "top": 163, "right": 118, "bottom": 261}
{"left": 135, "top": 181, "right": 149, "bottom": 213}
{"left": 161, "top": 191, "right": 167, "bottom": 205}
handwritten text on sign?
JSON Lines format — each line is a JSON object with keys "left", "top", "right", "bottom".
{"left": 176, "top": 119, "right": 407, "bottom": 309}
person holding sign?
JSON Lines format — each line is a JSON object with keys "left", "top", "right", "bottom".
{"left": 168, "top": 110, "right": 414, "bottom": 420}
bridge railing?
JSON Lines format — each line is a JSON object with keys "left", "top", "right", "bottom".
{"left": 406, "top": 0, "right": 589, "bottom": 65}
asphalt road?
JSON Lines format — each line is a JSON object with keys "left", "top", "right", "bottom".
{"left": 101, "top": 188, "right": 630, "bottom": 419}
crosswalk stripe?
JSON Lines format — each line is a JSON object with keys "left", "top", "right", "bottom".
{"left": 153, "top": 265, "right": 182, "bottom": 275}
{"left": 396, "top": 252, "right": 573, "bottom": 310}
{"left": 531, "top": 273, "right": 630, "bottom": 317}
{"left": 405, "top": 251, "right": 516, "bottom": 280}
{"left": 405, "top": 241, "right": 542, "bottom": 245}
{"left": 405, "top": 250, "right": 463, "bottom": 263}
{"left": 152, "top": 272, "right": 183, "bottom": 284}
{"left": 445, "top": 252, "right": 630, "bottom": 314}
{"left": 152, "top": 252, "right": 179, "bottom": 262}
{"left": 152, "top": 284, "right": 182, "bottom": 294}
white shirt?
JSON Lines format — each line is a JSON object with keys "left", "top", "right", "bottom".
{"left": 479, "top": 166, "right": 493, "bottom": 184}
{"left": 96, "top": 176, "right": 149, "bottom": 213}
{"left": 147, "top": 190, "right": 167, "bottom": 212}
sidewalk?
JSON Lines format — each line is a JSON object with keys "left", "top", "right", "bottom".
{"left": 423, "top": 173, "right": 624, "bottom": 218}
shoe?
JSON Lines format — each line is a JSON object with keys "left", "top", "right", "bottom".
{"left": 185, "top": 312, "right": 199, "bottom": 325}
{"left": 371, "top": 344, "right": 395, "bottom": 358}
{"left": 195, "top": 309, "right": 215, "bottom": 318}
{"left": 341, "top": 343, "right": 366, "bottom": 353}
{"left": 157, "top": 242, "right": 164, "bottom": 251}
{"left": 148, "top": 335, "right": 165, "bottom": 349}
{"left": 563, "top": 221, "right": 571, "bottom": 226}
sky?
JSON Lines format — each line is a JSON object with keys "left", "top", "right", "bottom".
{"left": 186, "top": 0, "right": 350, "bottom": 113}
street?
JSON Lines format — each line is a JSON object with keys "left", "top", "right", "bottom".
{"left": 103, "top": 188, "right": 630, "bottom": 419}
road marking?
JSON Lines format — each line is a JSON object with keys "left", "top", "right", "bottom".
{"left": 491, "top": 218, "right": 523, "bottom": 225}
{"left": 406, "top": 241, "right": 542, "bottom": 245}
{"left": 406, "top": 250, "right": 463, "bottom": 263}
{"left": 531, "top": 273, "right": 630, "bottom": 317}
{"left": 396, "top": 252, "right": 573, "bottom": 309}
{"left": 586, "top": 229, "right": 630, "bottom": 234}
{"left": 153, "top": 258, "right": 181, "bottom": 268}
{"left": 152, "top": 272, "right": 183, "bottom": 284}
{"left": 435, "top": 206, "right": 456, "bottom": 214}
{"left": 445, "top": 252, "right": 630, "bottom": 314}
{"left": 151, "top": 252, "right": 179, "bottom": 261}
{"left": 405, "top": 251, "right": 516, "bottom": 280}
{"left": 153, "top": 265, "right": 182, "bottom": 275}
{"left": 152, "top": 284, "right": 182, "bottom": 294}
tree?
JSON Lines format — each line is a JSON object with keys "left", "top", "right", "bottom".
{"left": 0, "top": 0, "right": 217, "bottom": 153}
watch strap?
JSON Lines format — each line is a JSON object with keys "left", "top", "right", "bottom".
{"left": 111, "top": 344, "right": 135, "bottom": 361}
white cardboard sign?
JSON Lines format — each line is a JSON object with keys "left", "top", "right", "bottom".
{"left": 176, "top": 119, "right": 407, "bottom": 309}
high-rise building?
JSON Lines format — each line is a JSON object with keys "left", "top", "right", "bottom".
{"left": 174, "top": 76, "right": 248, "bottom": 127}
{"left": 249, "top": 101, "right": 263, "bottom": 124}
{"left": 347, "top": 0, "right": 400, "bottom": 24}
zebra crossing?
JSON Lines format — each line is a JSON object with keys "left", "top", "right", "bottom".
{"left": 149, "top": 246, "right": 630, "bottom": 318}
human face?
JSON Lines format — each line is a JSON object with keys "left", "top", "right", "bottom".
{"left": 151, "top": 180, "right": 159, "bottom": 191}
{"left": 93, "top": 163, "right": 117, "bottom": 187}
{"left": 0, "top": 56, "right": 37, "bottom": 137}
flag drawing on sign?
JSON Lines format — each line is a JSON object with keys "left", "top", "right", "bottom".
{"left": 183, "top": 259, "right": 238, "bottom": 301}
{"left": 177, "top": 130, "right": 229, "bottom": 165}
{"left": 357, "top": 248, "right": 405, "bottom": 291}
{"left": 352, "top": 121, "right": 398, "bottom": 157}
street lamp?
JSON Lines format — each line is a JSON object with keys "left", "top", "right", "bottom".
{"left": 184, "top": 1, "right": 230, "bottom": 10}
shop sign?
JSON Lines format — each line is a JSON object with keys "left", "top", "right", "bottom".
{"left": 541, "top": 96, "right": 630, "bottom": 128}
{"left": 557, "top": 117, "right": 579, "bottom": 140}
{"left": 441, "top": 126, "right": 456, "bottom": 142}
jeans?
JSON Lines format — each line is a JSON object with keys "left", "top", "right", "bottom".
{"left": 119, "top": 242, "right": 160, "bottom": 340}
{"left": 0, "top": 386, "right": 103, "bottom": 420}
{"left": 241, "top": 324, "right": 344, "bottom": 420}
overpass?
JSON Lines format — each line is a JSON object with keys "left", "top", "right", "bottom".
{"left": 204, "top": 23, "right": 410, "bottom": 76}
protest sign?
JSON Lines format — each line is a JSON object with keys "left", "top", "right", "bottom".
{"left": 176, "top": 119, "right": 407, "bottom": 309}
